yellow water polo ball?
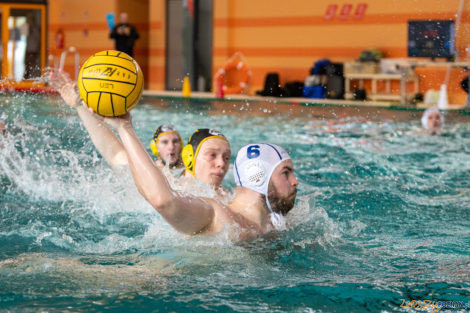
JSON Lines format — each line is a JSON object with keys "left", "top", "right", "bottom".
{"left": 78, "top": 50, "right": 144, "bottom": 116}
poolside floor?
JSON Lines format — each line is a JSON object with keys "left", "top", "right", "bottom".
{"left": 143, "top": 90, "right": 467, "bottom": 111}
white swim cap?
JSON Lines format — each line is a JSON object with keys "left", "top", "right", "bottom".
{"left": 421, "top": 107, "right": 444, "bottom": 129}
{"left": 234, "top": 143, "right": 291, "bottom": 229}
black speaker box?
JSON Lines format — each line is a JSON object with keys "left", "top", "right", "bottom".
{"left": 256, "top": 73, "right": 282, "bottom": 97}
{"left": 326, "top": 63, "right": 344, "bottom": 77}
{"left": 283, "top": 81, "right": 304, "bottom": 97}
{"left": 326, "top": 76, "right": 344, "bottom": 99}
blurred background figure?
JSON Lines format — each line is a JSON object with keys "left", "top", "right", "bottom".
{"left": 421, "top": 108, "right": 443, "bottom": 135}
{"left": 150, "top": 124, "right": 184, "bottom": 169}
{"left": 23, "top": 12, "right": 41, "bottom": 79}
{"left": 109, "top": 12, "right": 139, "bottom": 57}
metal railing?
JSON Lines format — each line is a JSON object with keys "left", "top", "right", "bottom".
{"left": 59, "top": 46, "right": 80, "bottom": 80}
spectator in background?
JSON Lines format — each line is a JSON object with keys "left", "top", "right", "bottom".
{"left": 109, "top": 12, "right": 139, "bottom": 57}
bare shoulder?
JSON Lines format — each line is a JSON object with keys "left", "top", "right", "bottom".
{"left": 199, "top": 197, "right": 236, "bottom": 234}
{"left": 202, "top": 197, "right": 231, "bottom": 219}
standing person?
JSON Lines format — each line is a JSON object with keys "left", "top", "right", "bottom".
{"left": 109, "top": 12, "right": 139, "bottom": 57}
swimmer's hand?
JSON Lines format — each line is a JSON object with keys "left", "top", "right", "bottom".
{"left": 88, "top": 109, "right": 133, "bottom": 131}
{"left": 47, "top": 69, "right": 70, "bottom": 91}
{"left": 104, "top": 113, "right": 133, "bottom": 131}
{"left": 59, "top": 82, "right": 81, "bottom": 108}
{"left": 47, "top": 69, "right": 81, "bottom": 108}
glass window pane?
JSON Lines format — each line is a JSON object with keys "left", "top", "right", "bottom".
{"left": 8, "top": 9, "right": 41, "bottom": 81}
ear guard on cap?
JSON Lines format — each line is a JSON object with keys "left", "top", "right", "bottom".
{"left": 182, "top": 144, "right": 195, "bottom": 174}
{"left": 150, "top": 139, "right": 160, "bottom": 157}
{"left": 182, "top": 129, "right": 228, "bottom": 176}
{"left": 149, "top": 136, "right": 184, "bottom": 158}
{"left": 149, "top": 124, "right": 183, "bottom": 159}
{"left": 244, "top": 159, "right": 267, "bottom": 187}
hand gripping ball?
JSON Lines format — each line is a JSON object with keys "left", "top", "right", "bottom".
{"left": 78, "top": 50, "right": 144, "bottom": 116}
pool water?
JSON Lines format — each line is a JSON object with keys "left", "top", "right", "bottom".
{"left": 0, "top": 93, "right": 469, "bottom": 312}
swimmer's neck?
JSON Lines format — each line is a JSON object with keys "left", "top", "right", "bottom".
{"left": 155, "top": 159, "right": 184, "bottom": 169}
{"left": 182, "top": 170, "right": 228, "bottom": 196}
{"left": 229, "top": 187, "right": 272, "bottom": 232}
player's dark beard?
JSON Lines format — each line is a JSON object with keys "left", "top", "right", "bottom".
{"left": 267, "top": 184, "right": 296, "bottom": 216}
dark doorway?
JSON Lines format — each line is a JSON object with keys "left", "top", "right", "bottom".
{"left": 166, "top": 0, "right": 212, "bottom": 91}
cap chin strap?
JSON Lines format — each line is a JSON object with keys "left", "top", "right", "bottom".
{"left": 265, "top": 196, "right": 286, "bottom": 230}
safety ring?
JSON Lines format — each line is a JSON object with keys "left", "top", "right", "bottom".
{"left": 216, "top": 58, "right": 252, "bottom": 94}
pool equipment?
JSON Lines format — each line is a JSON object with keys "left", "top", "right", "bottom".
{"left": 438, "top": 84, "right": 449, "bottom": 109}
{"left": 214, "top": 52, "right": 252, "bottom": 95}
{"left": 59, "top": 47, "right": 80, "bottom": 80}
{"left": 182, "top": 76, "right": 191, "bottom": 97}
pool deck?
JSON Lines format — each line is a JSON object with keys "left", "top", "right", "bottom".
{"left": 143, "top": 90, "right": 468, "bottom": 111}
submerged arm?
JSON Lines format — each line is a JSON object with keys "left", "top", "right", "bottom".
{"left": 114, "top": 115, "right": 215, "bottom": 235}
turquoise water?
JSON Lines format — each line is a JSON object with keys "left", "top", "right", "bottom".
{"left": 0, "top": 93, "right": 469, "bottom": 312}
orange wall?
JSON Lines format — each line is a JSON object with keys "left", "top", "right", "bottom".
{"left": 213, "top": 0, "right": 470, "bottom": 103}
{"left": 148, "top": 0, "right": 166, "bottom": 90}
{"left": 47, "top": 0, "right": 470, "bottom": 103}
{"left": 48, "top": 0, "right": 150, "bottom": 87}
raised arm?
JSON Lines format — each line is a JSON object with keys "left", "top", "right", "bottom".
{"left": 111, "top": 114, "right": 215, "bottom": 235}
{"left": 49, "top": 70, "right": 128, "bottom": 168}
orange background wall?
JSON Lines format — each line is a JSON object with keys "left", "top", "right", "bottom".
{"left": 148, "top": 0, "right": 166, "bottom": 90}
{"left": 48, "top": 0, "right": 152, "bottom": 87}
{"left": 213, "top": 0, "right": 470, "bottom": 103}
{"left": 48, "top": 0, "right": 470, "bottom": 104}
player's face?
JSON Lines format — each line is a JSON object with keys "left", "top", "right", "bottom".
{"left": 194, "top": 138, "right": 231, "bottom": 187}
{"left": 427, "top": 112, "right": 442, "bottom": 131}
{"left": 267, "top": 160, "right": 298, "bottom": 215}
{"left": 157, "top": 133, "right": 182, "bottom": 166}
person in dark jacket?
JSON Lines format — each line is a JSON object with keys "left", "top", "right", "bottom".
{"left": 109, "top": 12, "right": 139, "bottom": 57}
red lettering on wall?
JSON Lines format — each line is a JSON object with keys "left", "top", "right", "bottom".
{"left": 353, "top": 3, "right": 368, "bottom": 19}
{"left": 324, "top": 4, "right": 338, "bottom": 21}
{"left": 338, "top": 4, "right": 353, "bottom": 20}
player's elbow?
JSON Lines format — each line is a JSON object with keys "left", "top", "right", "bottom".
{"left": 147, "top": 193, "right": 174, "bottom": 213}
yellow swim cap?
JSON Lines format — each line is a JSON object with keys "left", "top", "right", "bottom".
{"left": 149, "top": 124, "right": 183, "bottom": 158}
{"left": 182, "top": 129, "right": 228, "bottom": 176}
